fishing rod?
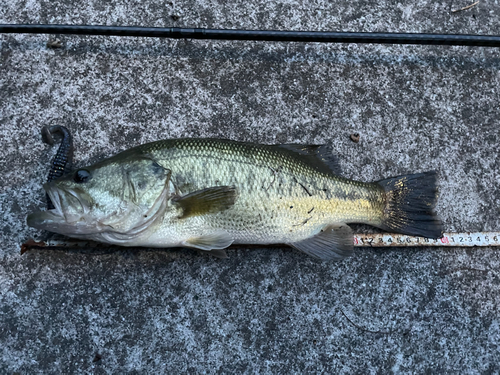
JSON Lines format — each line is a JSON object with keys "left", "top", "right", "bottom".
{"left": 1, "top": 24, "right": 500, "bottom": 47}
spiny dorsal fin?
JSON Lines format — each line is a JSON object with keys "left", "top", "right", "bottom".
{"left": 288, "top": 224, "right": 353, "bottom": 260}
{"left": 173, "top": 186, "right": 237, "bottom": 219}
{"left": 275, "top": 144, "right": 341, "bottom": 175}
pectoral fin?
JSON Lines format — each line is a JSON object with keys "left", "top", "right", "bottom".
{"left": 288, "top": 224, "right": 353, "bottom": 260}
{"left": 182, "top": 230, "right": 234, "bottom": 251}
{"left": 173, "top": 186, "right": 237, "bottom": 219}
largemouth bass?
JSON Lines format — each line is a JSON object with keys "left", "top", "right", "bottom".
{"left": 27, "top": 138, "right": 442, "bottom": 260}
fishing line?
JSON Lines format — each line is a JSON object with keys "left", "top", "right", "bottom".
{"left": 1, "top": 24, "right": 500, "bottom": 47}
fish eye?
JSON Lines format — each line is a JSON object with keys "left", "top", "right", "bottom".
{"left": 74, "top": 169, "right": 92, "bottom": 183}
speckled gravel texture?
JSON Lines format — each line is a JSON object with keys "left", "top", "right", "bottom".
{"left": 1, "top": 0, "right": 500, "bottom": 373}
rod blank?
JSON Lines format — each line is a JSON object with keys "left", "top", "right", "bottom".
{"left": 1, "top": 24, "right": 500, "bottom": 47}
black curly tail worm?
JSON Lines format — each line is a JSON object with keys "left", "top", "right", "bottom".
{"left": 41, "top": 126, "right": 74, "bottom": 209}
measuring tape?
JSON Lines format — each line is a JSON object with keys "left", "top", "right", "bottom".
{"left": 20, "top": 231, "right": 500, "bottom": 254}
{"left": 354, "top": 232, "right": 500, "bottom": 247}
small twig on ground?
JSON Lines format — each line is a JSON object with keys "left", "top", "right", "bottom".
{"left": 46, "top": 38, "right": 63, "bottom": 48}
{"left": 452, "top": 1, "right": 479, "bottom": 13}
{"left": 437, "top": 266, "right": 490, "bottom": 276}
{"left": 340, "top": 309, "right": 393, "bottom": 334}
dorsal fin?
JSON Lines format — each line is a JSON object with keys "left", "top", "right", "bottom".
{"left": 274, "top": 144, "right": 341, "bottom": 175}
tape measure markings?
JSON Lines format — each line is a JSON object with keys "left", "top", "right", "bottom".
{"left": 354, "top": 232, "right": 500, "bottom": 247}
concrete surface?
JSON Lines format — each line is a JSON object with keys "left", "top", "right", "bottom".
{"left": 1, "top": 0, "right": 499, "bottom": 373}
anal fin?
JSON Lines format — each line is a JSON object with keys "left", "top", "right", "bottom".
{"left": 288, "top": 224, "right": 353, "bottom": 261}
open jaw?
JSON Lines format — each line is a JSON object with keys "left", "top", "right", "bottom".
{"left": 27, "top": 184, "right": 90, "bottom": 235}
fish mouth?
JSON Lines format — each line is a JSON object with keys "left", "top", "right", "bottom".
{"left": 27, "top": 209, "right": 66, "bottom": 231}
{"left": 46, "top": 185, "right": 64, "bottom": 218}
{"left": 27, "top": 184, "right": 90, "bottom": 234}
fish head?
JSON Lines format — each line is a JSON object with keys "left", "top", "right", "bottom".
{"left": 27, "top": 154, "right": 174, "bottom": 241}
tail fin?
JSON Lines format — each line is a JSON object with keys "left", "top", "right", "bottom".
{"left": 377, "top": 171, "right": 442, "bottom": 238}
